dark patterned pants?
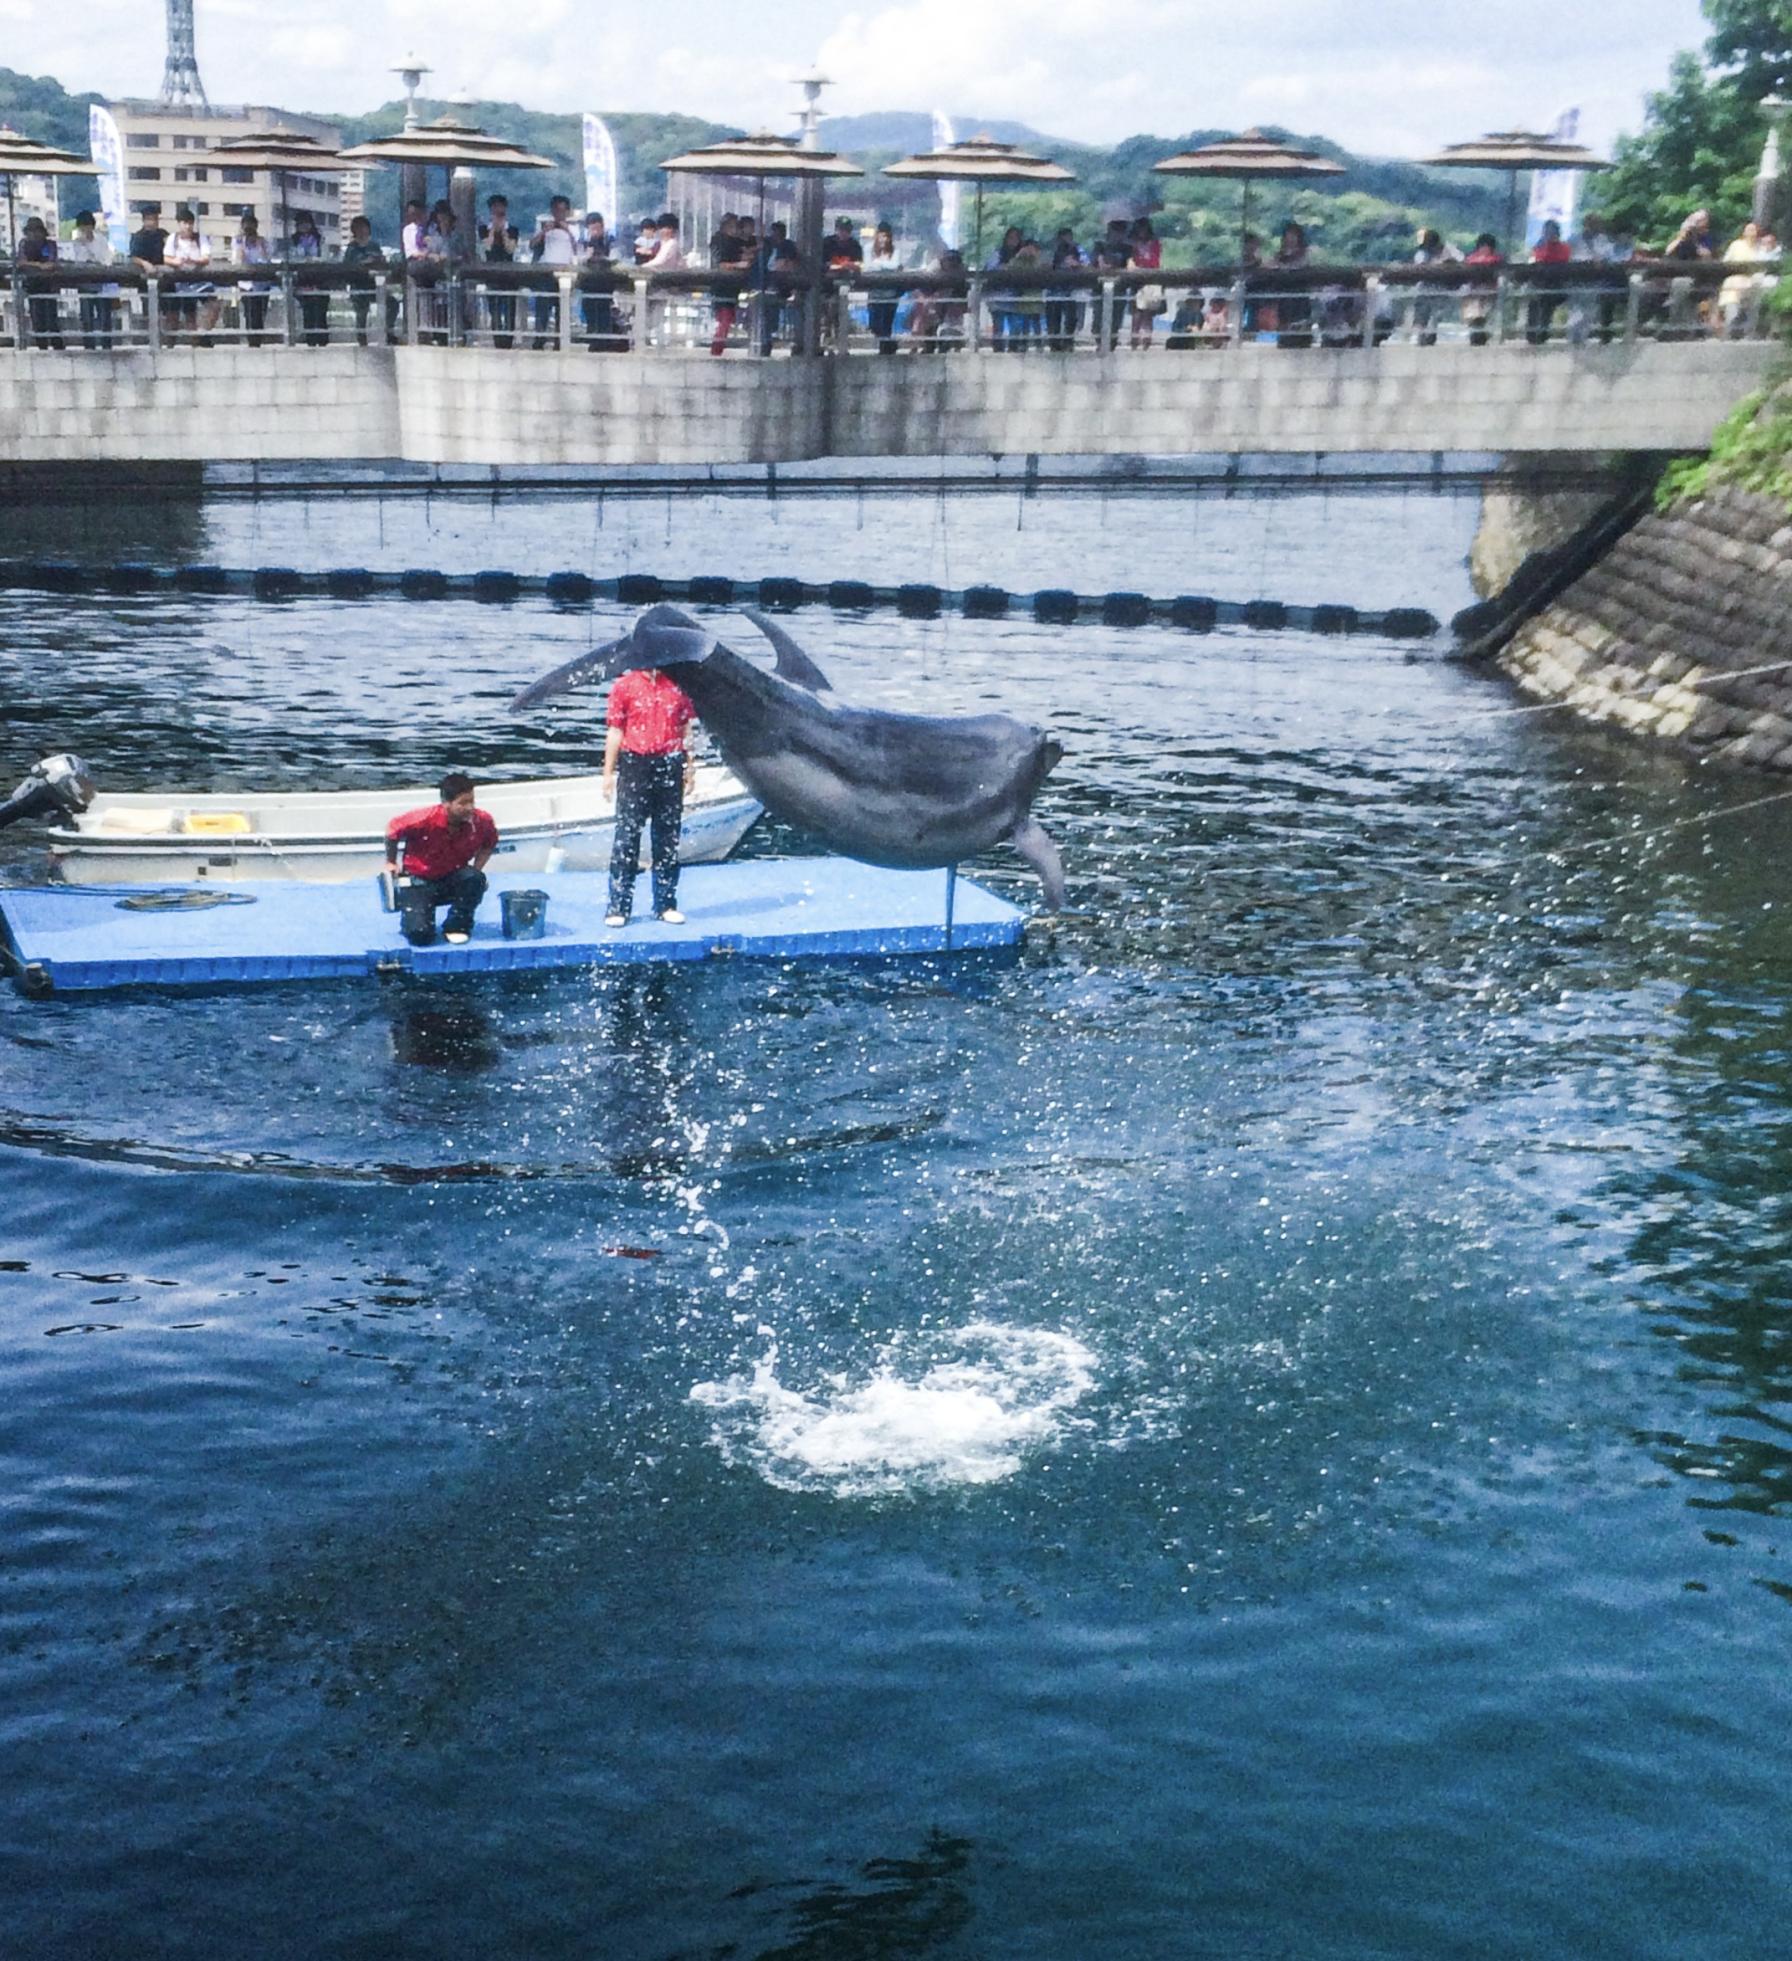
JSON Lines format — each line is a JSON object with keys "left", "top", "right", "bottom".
{"left": 400, "top": 866, "right": 487, "bottom": 943}
{"left": 608, "top": 752, "right": 685, "bottom": 918}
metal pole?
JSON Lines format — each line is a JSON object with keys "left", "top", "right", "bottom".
{"left": 755, "top": 176, "right": 769, "bottom": 358}
{"left": 943, "top": 863, "right": 957, "bottom": 950}
{"left": 1755, "top": 96, "right": 1789, "bottom": 230}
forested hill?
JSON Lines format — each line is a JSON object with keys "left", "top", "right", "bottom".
{"left": 4, "top": 65, "right": 1506, "bottom": 257}
{"left": 0, "top": 66, "right": 103, "bottom": 156}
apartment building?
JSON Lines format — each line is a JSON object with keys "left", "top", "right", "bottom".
{"left": 109, "top": 101, "right": 345, "bottom": 255}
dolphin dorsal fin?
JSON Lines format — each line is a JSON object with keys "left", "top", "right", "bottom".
{"left": 741, "top": 608, "right": 834, "bottom": 693}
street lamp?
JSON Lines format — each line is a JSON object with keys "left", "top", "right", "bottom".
{"left": 392, "top": 53, "right": 432, "bottom": 133}
{"left": 791, "top": 68, "right": 831, "bottom": 151}
{"left": 1755, "top": 95, "right": 1788, "bottom": 230}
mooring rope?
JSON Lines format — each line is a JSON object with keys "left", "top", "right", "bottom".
{"left": 1465, "top": 651, "right": 1792, "bottom": 720}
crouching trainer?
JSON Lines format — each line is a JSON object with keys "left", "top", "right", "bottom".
{"left": 604, "top": 663, "right": 698, "bottom": 926}
{"left": 384, "top": 771, "right": 499, "bottom": 945}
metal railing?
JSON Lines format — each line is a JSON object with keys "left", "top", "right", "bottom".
{"left": 0, "top": 259, "right": 1778, "bottom": 355}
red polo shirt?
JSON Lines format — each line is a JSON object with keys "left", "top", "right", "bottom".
{"left": 385, "top": 802, "right": 498, "bottom": 880}
{"left": 607, "top": 667, "right": 696, "bottom": 756}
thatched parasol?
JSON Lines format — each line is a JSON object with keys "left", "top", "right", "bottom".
{"left": 1420, "top": 130, "right": 1609, "bottom": 256}
{"left": 1151, "top": 129, "right": 1344, "bottom": 253}
{"left": 0, "top": 131, "right": 94, "bottom": 255}
{"left": 883, "top": 135, "right": 1074, "bottom": 261}
{"left": 661, "top": 132, "right": 864, "bottom": 338}
{"left": 203, "top": 130, "right": 344, "bottom": 249}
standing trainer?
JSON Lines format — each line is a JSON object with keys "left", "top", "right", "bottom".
{"left": 384, "top": 772, "right": 499, "bottom": 945}
{"left": 603, "top": 664, "right": 698, "bottom": 926}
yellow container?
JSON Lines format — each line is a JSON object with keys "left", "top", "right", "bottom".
{"left": 183, "top": 811, "right": 254, "bottom": 837}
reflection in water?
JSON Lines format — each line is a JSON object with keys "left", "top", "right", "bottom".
{"left": 751, "top": 1831, "right": 975, "bottom": 1961}
{"left": 388, "top": 992, "right": 504, "bottom": 1073}
{"left": 1605, "top": 836, "right": 1792, "bottom": 1544}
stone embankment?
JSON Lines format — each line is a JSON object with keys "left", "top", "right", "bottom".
{"left": 1497, "top": 483, "right": 1792, "bottom": 770}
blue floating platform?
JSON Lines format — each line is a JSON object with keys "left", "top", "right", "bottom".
{"left": 0, "top": 859, "right": 1026, "bottom": 996}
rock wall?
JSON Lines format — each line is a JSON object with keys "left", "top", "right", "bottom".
{"left": 1469, "top": 481, "right": 1617, "bottom": 599}
{"left": 1497, "top": 483, "right": 1792, "bottom": 770}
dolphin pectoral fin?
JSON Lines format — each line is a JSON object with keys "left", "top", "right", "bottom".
{"left": 509, "top": 634, "right": 634, "bottom": 712}
{"left": 1009, "top": 816, "right": 1066, "bottom": 911}
{"left": 741, "top": 608, "right": 834, "bottom": 693}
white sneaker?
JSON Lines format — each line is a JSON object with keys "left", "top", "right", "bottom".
{"left": 443, "top": 929, "right": 470, "bottom": 945}
{"left": 605, "top": 913, "right": 628, "bottom": 928}
{"left": 657, "top": 908, "right": 686, "bottom": 925}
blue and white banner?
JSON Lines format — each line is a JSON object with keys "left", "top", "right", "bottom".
{"left": 932, "top": 109, "right": 959, "bottom": 251}
{"left": 582, "top": 113, "right": 618, "bottom": 224}
{"left": 89, "top": 105, "right": 130, "bottom": 253}
{"left": 1526, "top": 106, "right": 1583, "bottom": 248}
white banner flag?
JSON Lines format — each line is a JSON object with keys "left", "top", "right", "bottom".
{"left": 89, "top": 104, "right": 130, "bottom": 254}
{"left": 1526, "top": 106, "right": 1583, "bottom": 248}
{"left": 932, "top": 110, "right": 959, "bottom": 251}
{"left": 582, "top": 113, "right": 618, "bottom": 223}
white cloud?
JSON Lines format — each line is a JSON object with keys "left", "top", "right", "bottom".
{"left": 0, "top": 0, "right": 1713, "bottom": 157}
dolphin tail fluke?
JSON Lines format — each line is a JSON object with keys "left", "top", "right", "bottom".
{"left": 509, "top": 634, "right": 635, "bottom": 712}
{"left": 740, "top": 608, "right": 834, "bottom": 693}
{"left": 633, "top": 605, "right": 722, "bottom": 670}
{"left": 1009, "top": 816, "right": 1066, "bottom": 911}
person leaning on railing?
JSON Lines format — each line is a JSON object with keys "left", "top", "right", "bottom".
{"left": 480, "top": 193, "right": 519, "bottom": 349}
{"left": 1047, "top": 227, "right": 1085, "bottom": 351}
{"left": 1128, "top": 217, "right": 1165, "bottom": 348}
{"left": 233, "top": 213, "right": 273, "bottom": 344}
{"left": 289, "top": 210, "right": 330, "bottom": 347}
{"left": 1459, "top": 233, "right": 1502, "bottom": 345}
{"left": 341, "top": 215, "right": 394, "bottom": 346}
{"left": 14, "top": 217, "right": 63, "bottom": 348}
{"left": 708, "top": 211, "right": 750, "bottom": 357}
{"left": 1717, "top": 221, "right": 1773, "bottom": 338}
{"left": 166, "top": 208, "right": 215, "bottom": 341}
{"left": 61, "top": 210, "right": 117, "bottom": 350}
{"left": 866, "top": 223, "right": 901, "bottom": 354}
{"left": 581, "top": 211, "right": 621, "bottom": 351}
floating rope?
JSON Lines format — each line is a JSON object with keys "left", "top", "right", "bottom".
{"left": 0, "top": 561, "right": 1439, "bottom": 641}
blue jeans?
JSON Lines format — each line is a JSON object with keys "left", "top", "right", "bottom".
{"left": 402, "top": 866, "right": 487, "bottom": 942}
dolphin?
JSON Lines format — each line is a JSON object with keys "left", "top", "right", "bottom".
{"left": 510, "top": 604, "right": 1066, "bottom": 907}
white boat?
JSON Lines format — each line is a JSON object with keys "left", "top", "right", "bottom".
{"left": 47, "top": 766, "right": 762, "bottom": 885}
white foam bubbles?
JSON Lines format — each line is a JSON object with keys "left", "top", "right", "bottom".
{"left": 689, "top": 1322, "right": 1098, "bottom": 1499}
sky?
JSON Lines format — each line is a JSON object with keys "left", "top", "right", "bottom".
{"left": 4, "top": 0, "right": 1717, "bottom": 157}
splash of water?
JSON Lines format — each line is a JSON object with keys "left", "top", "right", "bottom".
{"left": 690, "top": 1322, "right": 1098, "bottom": 1499}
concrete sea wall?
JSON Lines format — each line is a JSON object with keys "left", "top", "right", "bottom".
{"left": 1497, "top": 483, "right": 1792, "bottom": 770}
{"left": 0, "top": 340, "right": 1775, "bottom": 467}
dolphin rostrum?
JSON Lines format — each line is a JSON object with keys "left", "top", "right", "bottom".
{"left": 511, "top": 604, "right": 1066, "bottom": 907}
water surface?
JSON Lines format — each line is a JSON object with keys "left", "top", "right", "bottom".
{"left": 1, "top": 484, "right": 1788, "bottom": 1958}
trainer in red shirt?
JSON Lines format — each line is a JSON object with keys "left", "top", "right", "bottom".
{"left": 383, "top": 771, "right": 499, "bottom": 945}
{"left": 605, "top": 666, "right": 697, "bottom": 758}
{"left": 603, "top": 667, "right": 699, "bottom": 926}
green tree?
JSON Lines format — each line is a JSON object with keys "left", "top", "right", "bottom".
{"left": 1600, "top": 49, "right": 1760, "bottom": 242}
{"left": 1704, "top": 0, "right": 1792, "bottom": 95}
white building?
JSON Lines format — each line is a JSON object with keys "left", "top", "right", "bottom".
{"left": 109, "top": 101, "right": 345, "bottom": 256}
{"left": 2, "top": 173, "right": 59, "bottom": 254}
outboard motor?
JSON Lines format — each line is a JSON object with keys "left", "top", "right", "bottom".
{"left": 0, "top": 755, "right": 96, "bottom": 831}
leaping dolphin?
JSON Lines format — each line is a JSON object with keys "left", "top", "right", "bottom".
{"left": 510, "top": 605, "right": 1066, "bottom": 908}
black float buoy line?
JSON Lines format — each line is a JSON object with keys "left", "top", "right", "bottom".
{"left": 0, "top": 561, "right": 1439, "bottom": 640}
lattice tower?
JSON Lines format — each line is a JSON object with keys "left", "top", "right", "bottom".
{"left": 159, "top": 0, "right": 210, "bottom": 110}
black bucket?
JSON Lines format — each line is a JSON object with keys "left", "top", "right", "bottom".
{"left": 501, "top": 889, "right": 548, "bottom": 940}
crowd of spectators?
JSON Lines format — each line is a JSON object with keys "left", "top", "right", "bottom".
{"left": 2, "top": 195, "right": 1781, "bottom": 352}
